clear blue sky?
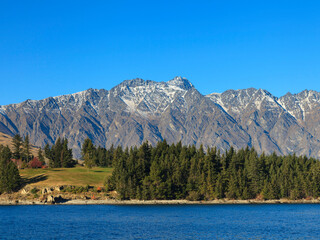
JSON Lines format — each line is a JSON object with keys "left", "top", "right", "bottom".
{"left": 0, "top": 0, "right": 319, "bottom": 105}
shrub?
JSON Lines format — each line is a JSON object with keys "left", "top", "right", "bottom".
{"left": 30, "top": 188, "right": 39, "bottom": 194}
{"left": 29, "top": 157, "right": 43, "bottom": 168}
{"left": 186, "top": 191, "right": 203, "bottom": 201}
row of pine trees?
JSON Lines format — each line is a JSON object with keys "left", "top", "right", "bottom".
{"left": 104, "top": 140, "right": 320, "bottom": 200}
{"left": 10, "top": 134, "right": 75, "bottom": 169}
{"left": 2, "top": 135, "right": 320, "bottom": 201}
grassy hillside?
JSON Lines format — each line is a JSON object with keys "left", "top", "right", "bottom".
{"left": 20, "top": 166, "right": 113, "bottom": 187}
{"left": 0, "top": 132, "right": 39, "bottom": 157}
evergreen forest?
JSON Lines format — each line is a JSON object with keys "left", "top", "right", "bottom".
{"left": 101, "top": 140, "right": 320, "bottom": 200}
{"left": 2, "top": 136, "right": 320, "bottom": 201}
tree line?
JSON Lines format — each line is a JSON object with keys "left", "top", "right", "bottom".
{"left": 9, "top": 134, "right": 76, "bottom": 169}
{"left": 103, "top": 140, "right": 320, "bottom": 200}
{"left": 3, "top": 136, "right": 320, "bottom": 200}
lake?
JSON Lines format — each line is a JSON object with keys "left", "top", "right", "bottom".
{"left": 1, "top": 204, "right": 320, "bottom": 239}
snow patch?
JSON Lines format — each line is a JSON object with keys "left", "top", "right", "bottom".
{"left": 0, "top": 106, "right": 6, "bottom": 115}
{"left": 117, "top": 80, "right": 188, "bottom": 115}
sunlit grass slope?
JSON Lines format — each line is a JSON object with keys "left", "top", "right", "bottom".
{"left": 20, "top": 166, "right": 113, "bottom": 187}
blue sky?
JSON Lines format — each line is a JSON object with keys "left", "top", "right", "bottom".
{"left": 0, "top": 0, "right": 319, "bottom": 105}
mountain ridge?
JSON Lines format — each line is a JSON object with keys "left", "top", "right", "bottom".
{"left": 1, "top": 76, "right": 320, "bottom": 159}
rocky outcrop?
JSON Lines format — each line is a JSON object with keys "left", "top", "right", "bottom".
{"left": 44, "top": 195, "right": 65, "bottom": 204}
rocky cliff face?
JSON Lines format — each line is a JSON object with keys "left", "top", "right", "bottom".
{"left": 1, "top": 77, "right": 320, "bottom": 159}
{"left": 207, "top": 89, "right": 320, "bottom": 157}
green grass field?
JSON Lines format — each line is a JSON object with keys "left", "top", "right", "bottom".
{"left": 20, "top": 166, "right": 113, "bottom": 187}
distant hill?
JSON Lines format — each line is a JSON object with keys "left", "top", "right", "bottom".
{"left": 0, "top": 132, "right": 39, "bottom": 158}
{"left": 0, "top": 76, "right": 320, "bottom": 159}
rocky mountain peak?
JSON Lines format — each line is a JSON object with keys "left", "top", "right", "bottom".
{"left": 115, "top": 78, "right": 147, "bottom": 89}
{"left": 282, "top": 92, "right": 293, "bottom": 97}
{"left": 298, "top": 89, "right": 320, "bottom": 100}
{"left": 167, "top": 76, "right": 194, "bottom": 90}
{"left": 256, "top": 88, "right": 274, "bottom": 97}
{"left": 108, "top": 77, "right": 194, "bottom": 115}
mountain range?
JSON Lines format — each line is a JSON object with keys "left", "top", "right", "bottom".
{"left": 1, "top": 76, "right": 320, "bottom": 159}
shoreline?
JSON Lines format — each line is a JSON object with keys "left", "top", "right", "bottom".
{"left": 1, "top": 198, "right": 320, "bottom": 206}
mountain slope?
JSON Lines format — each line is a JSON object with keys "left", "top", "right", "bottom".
{"left": 206, "top": 88, "right": 320, "bottom": 157}
{"left": 0, "top": 77, "right": 320, "bottom": 159}
{"left": 0, "top": 132, "right": 39, "bottom": 157}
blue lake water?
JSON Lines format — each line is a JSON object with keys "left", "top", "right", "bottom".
{"left": 1, "top": 204, "right": 320, "bottom": 239}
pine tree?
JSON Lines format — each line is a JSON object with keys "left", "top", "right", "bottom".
{"left": 12, "top": 134, "right": 22, "bottom": 160}
{"left": 61, "top": 139, "right": 74, "bottom": 167}
{"left": 0, "top": 145, "right": 21, "bottom": 193}
{"left": 81, "top": 138, "right": 96, "bottom": 168}
{"left": 97, "top": 147, "right": 107, "bottom": 167}
{"left": 23, "top": 134, "right": 31, "bottom": 162}
{"left": 38, "top": 148, "right": 45, "bottom": 165}
{"left": 53, "top": 137, "right": 63, "bottom": 168}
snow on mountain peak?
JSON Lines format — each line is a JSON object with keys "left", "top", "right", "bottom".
{"left": 167, "top": 76, "right": 194, "bottom": 90}
{"left": 112, "top": 77, "right": 193, "bottom": 115}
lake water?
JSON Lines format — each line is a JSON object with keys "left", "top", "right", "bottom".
{"left": 1, "top": 204, "right": 320, "bottom": 239}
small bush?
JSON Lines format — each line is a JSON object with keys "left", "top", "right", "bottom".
{"left": 30, "top": 188, "right": 39, "bottom": 194}
{"left": 29, "top": 157, "right": 43, "bottom": 168}
{"left": 75, "top": 186, "right": 85, "bottom": 194}
{"left": 186, "top": 191, "right": 203, "bottom": 201}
